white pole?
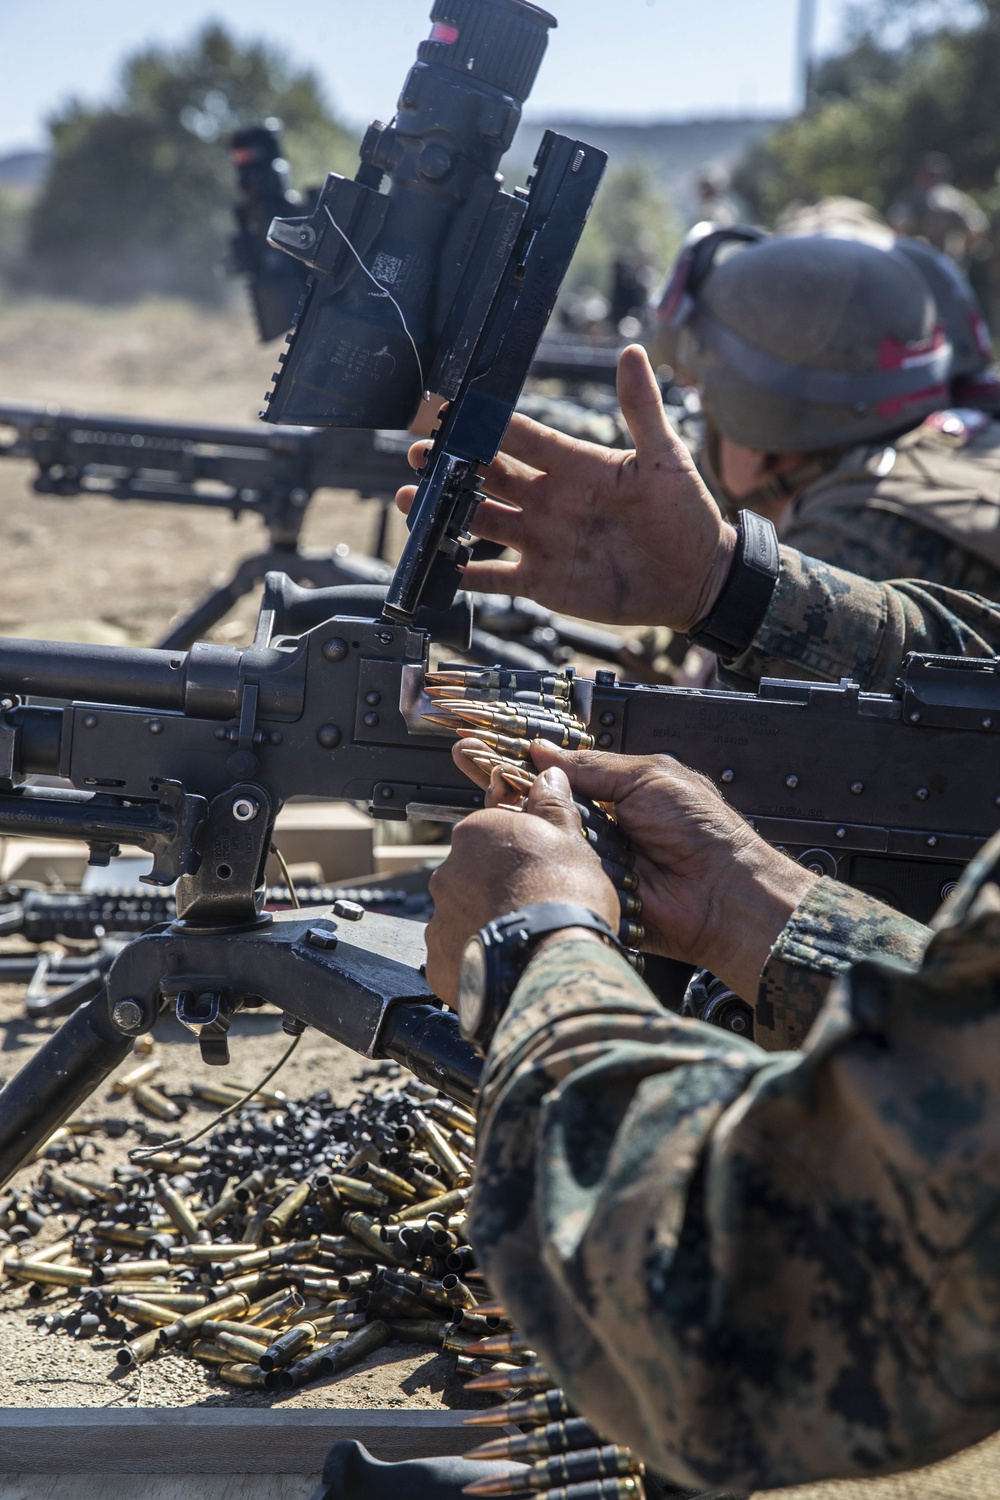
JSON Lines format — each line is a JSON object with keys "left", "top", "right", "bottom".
{"left": 796, "top": 0, "right": 818, "bottom": 110}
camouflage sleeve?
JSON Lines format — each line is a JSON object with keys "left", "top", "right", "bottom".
{"left": 755, "top": 876, "right": 931, "bottom": 1050}
{"left": 721, "top": 545, "right": 1000, "bottom": 691}
{"left": 470, "top": 873, "right": 1000, "bottom": 1493}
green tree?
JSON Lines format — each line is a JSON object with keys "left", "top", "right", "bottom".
{"left": 24, "top": 24, "right": 356, "bottom": 303}
{"left": 565, "top": 161, "right": 679, "bottom": 296}
{"left": 734, "top": 0, "right": 1000, "bottom": 223}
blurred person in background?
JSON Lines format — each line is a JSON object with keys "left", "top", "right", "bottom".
{"left": 888, "top": 151, "right": 989, "bottom": 268}
{"left": 690, "top": 162, "right": 740, "bottom": 228}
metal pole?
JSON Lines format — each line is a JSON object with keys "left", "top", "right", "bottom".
{"left": 796, "top": 0, "right": 818, "bottom": 111}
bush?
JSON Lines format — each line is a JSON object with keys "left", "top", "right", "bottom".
{"left": 24, "top": 24, "right": 356, "bottom": 303}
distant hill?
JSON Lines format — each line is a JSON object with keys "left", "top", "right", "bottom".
{"left": 512, "top": 116, "right": 783, "bottom": 213}
{"left": 0, "top": 151, "right": 49, "bottom": 193}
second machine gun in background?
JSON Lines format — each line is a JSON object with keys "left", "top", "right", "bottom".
{"left": 0, "top": 402, "right": 413, "bottom": 649}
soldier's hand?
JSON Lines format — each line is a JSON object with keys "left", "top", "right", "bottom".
{"left": 456, "top": 740, "right": 818, "bottom": 1002}
{"left": 425, "top": 766, "right": 620, "bottom": 1007}
{"left": 396, "top": 345, "right": 735, "bottom": 632}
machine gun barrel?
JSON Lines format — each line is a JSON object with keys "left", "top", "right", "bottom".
{"left": 0, "top": 636, "right": 294, "bottom": 719}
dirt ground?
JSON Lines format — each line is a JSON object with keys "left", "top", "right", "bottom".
{"left": 0, "top": 291, "right": 409, "bottom": 647}
{"left": 1, "top": 293, "right": 999, "bottom": 1497}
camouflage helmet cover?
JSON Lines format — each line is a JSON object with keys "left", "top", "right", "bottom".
{"left": 679, "top": 233, "right": 952, "bottom": 452}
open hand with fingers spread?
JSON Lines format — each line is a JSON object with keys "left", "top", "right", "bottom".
{"left": 396, "top": 345, "right": 735, "bottom": 632}
{"left": 437, "top": 739, "right": 818, "bottom": 1004}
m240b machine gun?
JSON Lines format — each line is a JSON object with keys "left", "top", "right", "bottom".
{"left": 0, "top": 570, "right": 996, "bottom": 1182}
{"left": 0, "top": 402, "right": 412, "bottom": 649}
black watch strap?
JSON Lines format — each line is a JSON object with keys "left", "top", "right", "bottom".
{"left": 499, "top": 902, "right": 624, "bottom": 958}
{"left": 688, "top": 510, "right": 779, "bottom": 660}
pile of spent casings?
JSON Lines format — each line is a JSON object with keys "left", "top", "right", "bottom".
{"left": 0, "top": 1076, "right": 542, "bottom": 1394}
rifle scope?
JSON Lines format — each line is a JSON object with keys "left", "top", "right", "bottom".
{"left": 264, "top": 0, "right": 557, "bottom": 429}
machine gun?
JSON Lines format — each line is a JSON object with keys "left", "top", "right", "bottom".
{"left": 0, "top": 401, "right": 413, "bottom": 648}
{"left": 229, "top": 122, "right": 318, "bottom": 343}
{"left": 0, "top": 564, "right": 997, "bottom": 1181}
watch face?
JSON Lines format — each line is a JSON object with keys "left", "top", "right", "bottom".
{"left": 457, "top": 936, "right": 489, "bottom": 1043}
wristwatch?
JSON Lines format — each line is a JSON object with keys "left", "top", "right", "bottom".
{"left": 456, "top": 902, "right": 624, "bottom": 1054}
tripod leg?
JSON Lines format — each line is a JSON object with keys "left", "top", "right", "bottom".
{"left": 0, "top": 988, "right": 135, "bottom": 1187}
{"left": 156, "top": 553, "right": 277, "bottom": 651}
{"left": 372, "top": 496, "right": 392, "bottom": 562}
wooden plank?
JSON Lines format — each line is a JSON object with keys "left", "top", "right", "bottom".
{"left": 0, "top": 1408, "right": 481, "bottom": 1474}
{"left": 0, "top": 1478, "right": 308, "bottom": 1500}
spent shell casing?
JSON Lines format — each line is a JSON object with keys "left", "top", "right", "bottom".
{"left": 263, "top": 1179, "right": 312, "bottom": 1236}
{"left": 133, "top": 1153, "right": 204, "bottom": 1174}
{"left": 258, "top": 1321, "right": 315, "bottom": 1372}
{"left": 427, "top": 1098, "right": 478, "bottom": 1134}
{"left": 212, "top": 1330, "right": 271, "bottom": 1363}
{"left": 410, "top": 1108, "right": 471, "bottom": 1186}
{"left": 462, "top": 1360, "right": 552, "bottom": 1393}
{"left": 116, "top": 1327, "right": 163, "bottom": 1366}
{"left": 244, "top": 1287, "right": 305, "bottom": 1326}
{"left": 154, "top": 1179, "right": 204, "bottom": 1245}
{"left": 317, "top": 1318, "right": 390, "bottom": 1378}
{"left": 132, "top": 1082, "right": 183, "bottom": 1121}
{"left": 96, "top": 1259, "right": 173, "bottom": 1281}
{"left": 463, "top": 1418, "right": 602, "bottom": 1463}
{"left": 99, "top": 1282, "right": 189, "bottom": 1300}
{"left": 387, "top": 1319, "right": 450, "bottom": 1345}
{"left": 320, "top": 1174, "right": 389, "bottom": 1211}
{"left": 199, "top": 1319, "right": 277, "bottom": 1342}
{"left": 342, "top": 1211, "right": 392, "bottom": 1259}
{"left": 110, "top": 1059, "right": 161, "bottom": 1096}
{"left": 92, "top": 1224, "right": 157, "bottom": 1250}
{"left": 7, "top": 1260, "right": 93, "bottom": 1288}
{"left": 188, "top": 1340, "right": 231, "bottom": 1366}
{"left": 441, "top": 1273, "right": 478, "bottom": 1309}
{"left": 169, "top": 1243, "right": 250, "bottom": 1265}
{"left": 159, "top": 1290, "right": 249, "bottom": 1346}
{"left": 114, "top": 1297, "right": 180, "bottom": 1329}
{"left": 392, "top": 1187, "right": 471, "bottom": 1224}
{"left": 318, "top": 1235, "right": 380, "bottom": 1262}
{"left": 116, "top": 1292, "right": 210, "bottom": 1313}
{"left": 313, "top": 1174, "right": 343, "bottom": 1224}
{"left": 217, "top": 1361, "right": 270, "bottom": 1390}
{"left": 463, "top": 1390, "right": 574, "bottom": 1428}
{"left": 40, "top": 1168, "right": 97, "bottom": 1210}
{"left": 224, "top": 1270, "right": 285, "bottom": 1299}
{"left": 355, "top": 1163, "right": 419, "bottom": 1202}
{"left": 277, "top": 1333, "right": 347, "bottom": 1390}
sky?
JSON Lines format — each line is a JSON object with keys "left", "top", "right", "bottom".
{"left": 0, "top": 0, "right": 857, "bottom": 156}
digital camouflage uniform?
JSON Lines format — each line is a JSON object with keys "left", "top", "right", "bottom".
{"left": 724, "top": 540, "right": 1000, "bottom": 695}
{"left": 469, "top": 833, "right": 1000, "bottom": 1495}
{"left": 779, "top": 411, "right": 1000, "bottom": 603}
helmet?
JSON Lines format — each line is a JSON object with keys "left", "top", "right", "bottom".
{"left": 777, "top": 201, "right": 991, "bottom": 382}
{"left": 891, "top": 236, "right": 992, "bottom": 380}
{"left": 670, "top": 232, "right": 951, "bottom": 452}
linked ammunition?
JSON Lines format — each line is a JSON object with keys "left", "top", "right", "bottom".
{"left": 463, "top": 1419, "right": 602, "bottom": 1463}
{"left": 464, "top": 1331, "right": 535, "bottom": 1358}
{"left": 463, "top": 1445, "right": 642, "bottom": 1495}
{"left": 464, "top": 1390, "right": 574, "bottom": 1429}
